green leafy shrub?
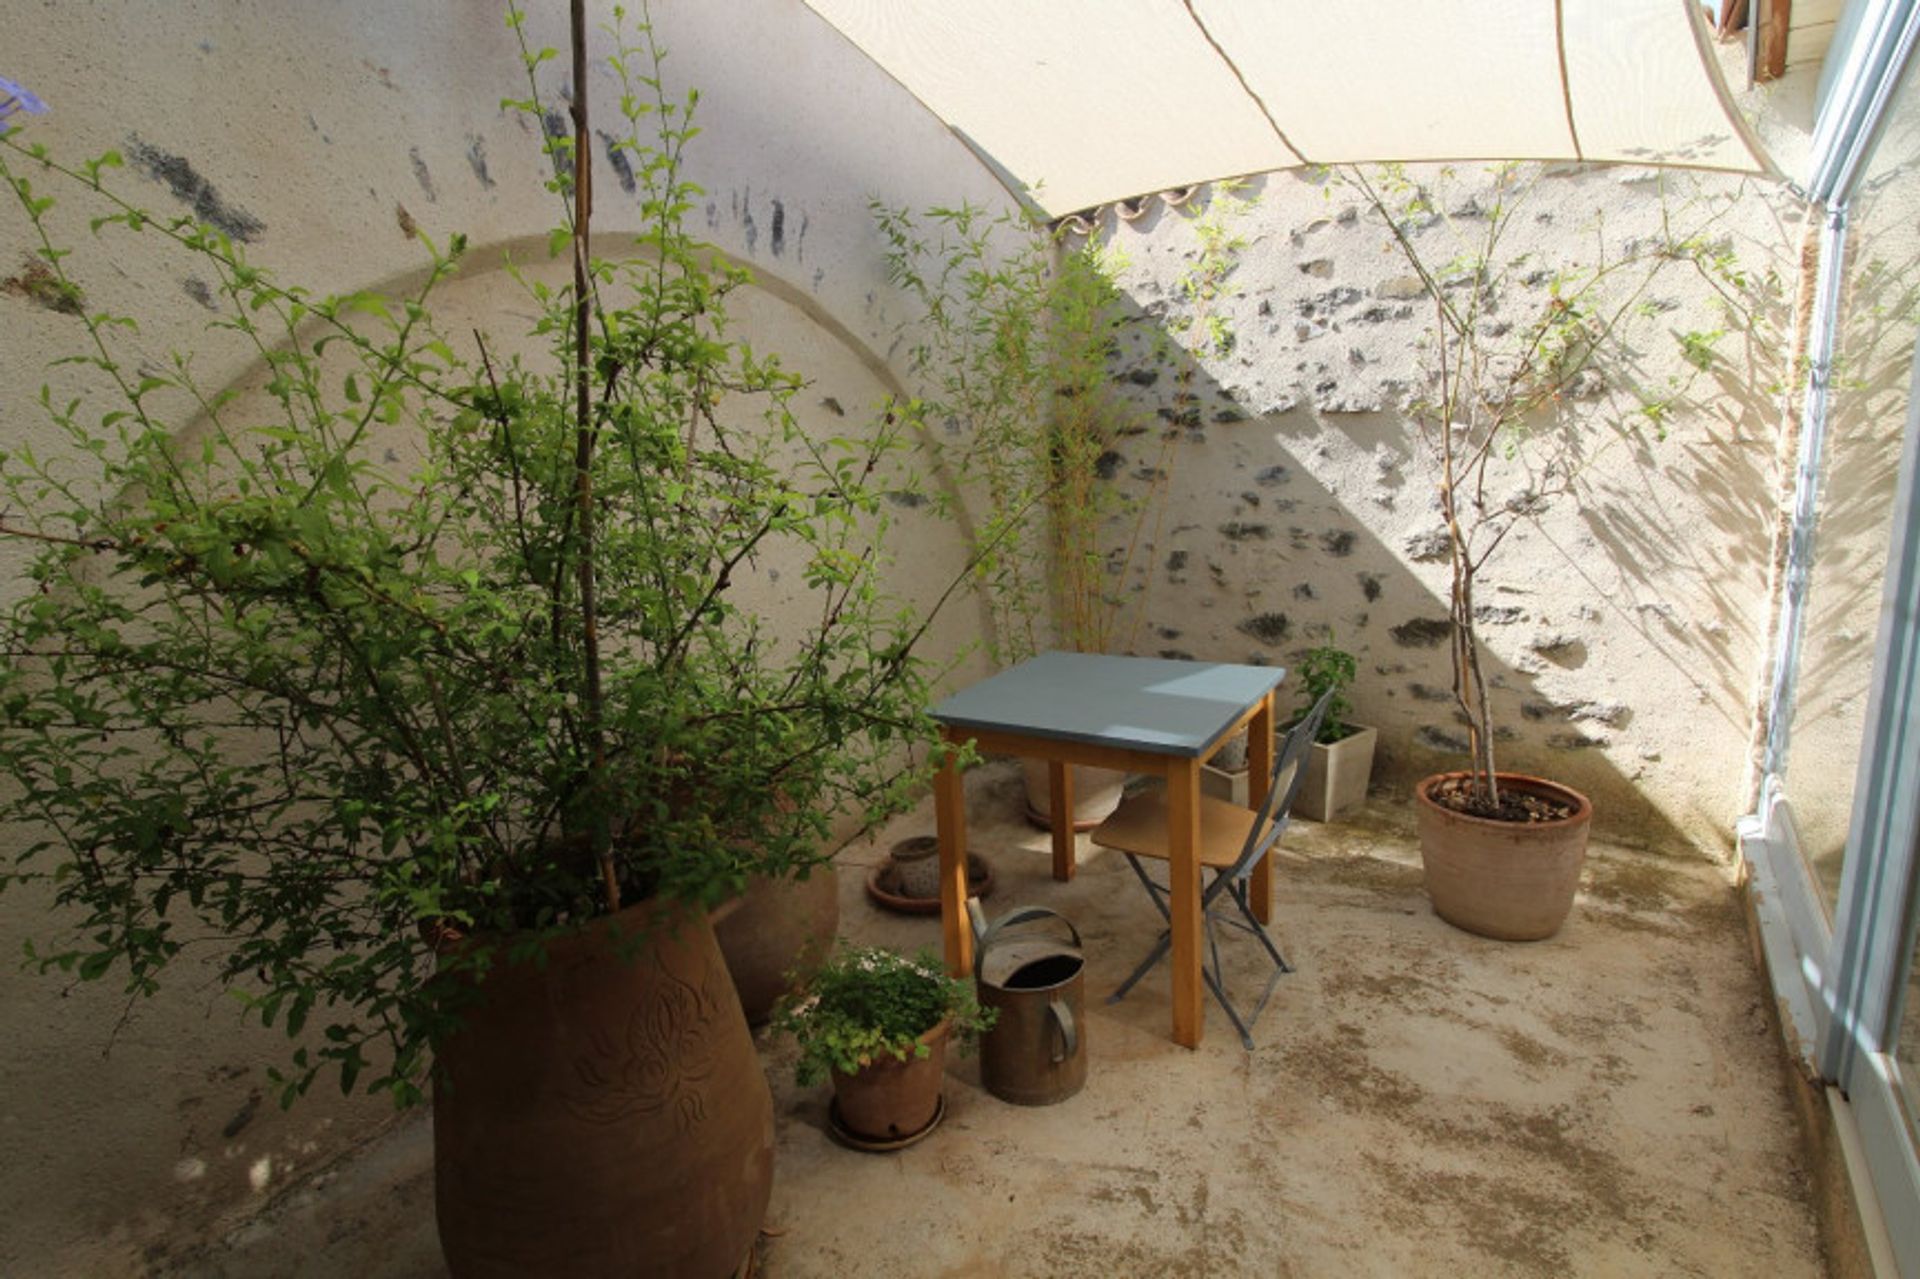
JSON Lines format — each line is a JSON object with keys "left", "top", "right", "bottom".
{"left": 0, "top": 9, "right": 949, "bottom": 1106}
{"left": 1293, "top": 642, "right": 1359, "bottom": 745}
{"left": 772, "top": 943, "right": 992, "bottom": 1086}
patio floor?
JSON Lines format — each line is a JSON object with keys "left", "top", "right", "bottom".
{"left": 164, "top": 762, "right": 1827, "bottom": 1278}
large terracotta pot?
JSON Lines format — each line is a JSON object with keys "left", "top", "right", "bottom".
{"left": 830, "top": 1016, "right": 951, "bottom": 1142}
{"left": 1414, "top": 771, "right": 1592, "bottom": 941}
{"left": 432, "top": 898, "right": 774, "bottom": 1278}
{"left": 1020, "top": 759, "right": 1127, "bottom": 831}
{"left": 713, "top": 865, "right": 840, "bottom": 1025}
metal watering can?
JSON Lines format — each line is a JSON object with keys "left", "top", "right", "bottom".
{"left": 967, "top": 899, "right": 1087, "bottom": 1106}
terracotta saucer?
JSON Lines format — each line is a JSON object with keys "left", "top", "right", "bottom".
{"left": 826, "top": 1093, "right": 946, "bottom": 1153}
{"left": 864, "top": 854, "right": 993, "bottom": 915}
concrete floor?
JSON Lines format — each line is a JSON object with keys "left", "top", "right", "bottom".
{"left": 164, "top": 763, "right": 1827, "bottom": 1278}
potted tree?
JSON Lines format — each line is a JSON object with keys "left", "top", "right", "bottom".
{"left": 1346, "top": 163, "right": 1733, "bottom": 940}
{"left": 0, "top": 9, "right": 944, "bottom": 1275}
{"left": 772, "top": 943, "right": 992, "bottom": 1150}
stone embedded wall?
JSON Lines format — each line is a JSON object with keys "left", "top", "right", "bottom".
{"left": 1078, "top": 163, "right": 1811, "bottom": 852}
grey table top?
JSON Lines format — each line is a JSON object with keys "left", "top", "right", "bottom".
{"left": 931, "top": 651, "right": 1287, "bottom": 758}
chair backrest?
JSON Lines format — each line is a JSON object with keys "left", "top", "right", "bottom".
{"left": 1225, "top": 684, "right": 1339, "bottom": 883}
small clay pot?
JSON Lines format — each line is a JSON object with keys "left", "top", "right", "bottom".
{"left": 829, "top": 1016, "right": 951, "bottom": 1143}
{"left": 888, "top": 835, "right": 941, "bottom": 898}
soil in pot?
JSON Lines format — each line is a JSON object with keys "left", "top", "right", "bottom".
{"left": 432, "top": 898, "right": 773, "bottom": 1278}
{"left": 1415, "top": 771, "right": 1592, "bottom": 942}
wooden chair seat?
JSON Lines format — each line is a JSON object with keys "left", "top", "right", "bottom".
{"left": 1090, "top": 788, "right": 1273, "bottom": 868}
{"left": 1090, "top": 686, "right": 1336, "bottom": 1050}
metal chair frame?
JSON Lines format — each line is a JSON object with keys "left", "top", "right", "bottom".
{"left": 1103, "top": 685, "right": 1338, "bottom": 1048}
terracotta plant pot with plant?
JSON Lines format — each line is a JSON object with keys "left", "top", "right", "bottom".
{"left": 433, "top": 899, "right": 773, "bottom": 1277}
{"left": 774, "top": 944, "right": 993, "bottom": 1149}
{"left": 1414, "top": 773, "right": 1593, "bottom": 940}
{"left": 0, "top": 9, "right": 953, "bottom": 1274}
{"left": 1343, "top": 164, "right": 1729, "bottom": 940}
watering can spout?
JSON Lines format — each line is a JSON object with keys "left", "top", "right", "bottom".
{"left": 966, "top": 895, "right": 989, "bottom": 944}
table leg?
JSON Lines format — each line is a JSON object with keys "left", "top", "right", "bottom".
{"left": 1168, "top": 756, "right": 1204, "bottom": 1049}
{"left": 935, "top": 739, "right": 972, "bottom": 977}
{"left": 1048, "top": 758, "right": 1076, "bottom": 882}
{"left": 1247, "top": 690, "right": 1276, "bottom": 925}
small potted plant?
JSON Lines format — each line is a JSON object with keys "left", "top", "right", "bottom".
{"left": 773, "top": 943, "right": 993, "bottom": 1149}
{"left": 1290, "top": 642, "right": 1378, "bottom": 823}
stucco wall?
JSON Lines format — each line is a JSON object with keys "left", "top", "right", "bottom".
{"left": 0, "top": 2, "right": 1004, "bottom": 1271}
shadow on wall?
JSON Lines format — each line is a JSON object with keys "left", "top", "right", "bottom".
{"left": 1042, "top": 165, "right": 1804, "bottom": 854}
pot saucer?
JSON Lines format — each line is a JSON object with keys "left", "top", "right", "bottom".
{"left": 864, "top": 855, "right": 992, "bottom": 915}
{"left": 826, "top": 1093, "right": 946, "bottom": 1153}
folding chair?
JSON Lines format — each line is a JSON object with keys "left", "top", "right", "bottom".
{"left": 1090, "top": 685, "right": 1337, "bottom": 1049}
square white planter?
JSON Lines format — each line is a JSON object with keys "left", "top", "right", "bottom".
{"left": 1200, "top": 760, "right": 1252, "bottom": 806}
{"left": 1292, "top": 725, "right": 1377, "bottom": 822}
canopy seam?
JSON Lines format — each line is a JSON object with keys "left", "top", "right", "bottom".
{"left": 1180, "top": 0, "right": 1308, "bottom": 166}
{"left": 1555, "top": 0, "right": 1587, "bottom": 160}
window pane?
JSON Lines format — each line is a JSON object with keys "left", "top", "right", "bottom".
{"left": 1898, "top": 894, "right": 1920, "bottom": 1136}
{"left": 1784, "top": 65, "right": 1920, "bottom": 913}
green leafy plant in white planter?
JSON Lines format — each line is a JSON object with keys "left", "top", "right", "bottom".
{"left": 1289, "top": 642, "right": 1377, "bottom": 823}
{"left": 875, "top": 189, "right": 1248, "bottom": 830}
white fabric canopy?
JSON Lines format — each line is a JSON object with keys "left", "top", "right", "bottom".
{"left": 802, "top": 0, "right": 1776, "bottom": 216}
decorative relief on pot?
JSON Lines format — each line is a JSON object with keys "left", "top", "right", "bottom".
{"left": 567, "top": 958, "right": 725, "bottom": 1133}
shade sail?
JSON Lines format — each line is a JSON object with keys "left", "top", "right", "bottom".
{"left": 802, "top": 0, "right": 1777, "bottom": 216}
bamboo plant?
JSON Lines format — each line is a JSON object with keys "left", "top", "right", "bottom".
{"left": 874, "top": 190, "right": 1245, "bottom": 663}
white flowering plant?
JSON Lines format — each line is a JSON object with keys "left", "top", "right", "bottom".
{"left": 772, "top": 943, "right": 992, "bottom": 1086}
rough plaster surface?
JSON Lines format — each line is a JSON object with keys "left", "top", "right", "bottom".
{"left": 155, "top": 767, "right": 1824, "bottom": 1278}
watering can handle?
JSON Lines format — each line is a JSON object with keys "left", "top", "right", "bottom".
{"left": 1048, "top": 997, "right": 1078, "bottom": 1064}
{"left": 972, "top": 905, "right": 1083, "bottom": 979}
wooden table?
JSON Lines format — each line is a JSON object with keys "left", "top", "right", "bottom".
{"left": 930, "top": 652, "right": 1286, "bottom": 1049}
